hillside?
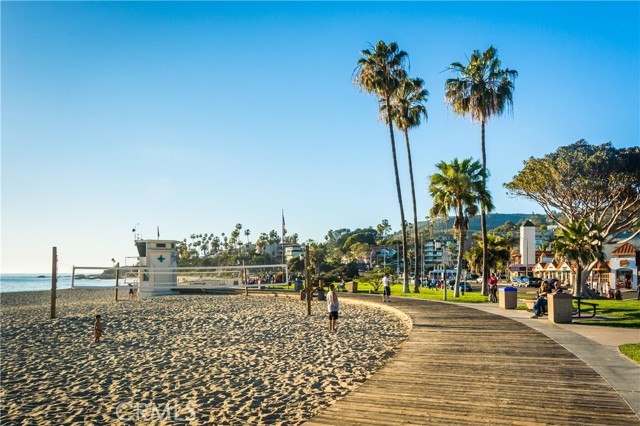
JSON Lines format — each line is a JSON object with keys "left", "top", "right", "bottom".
{"left": 413, "top": 213, "right": 547, "bottom": 234}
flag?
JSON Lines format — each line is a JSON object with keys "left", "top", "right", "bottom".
{"left": 157, "top": 226, "right": 160, "bottom": 239}
{"left": 281, "top": 210, "right": 286, "bottom": 237}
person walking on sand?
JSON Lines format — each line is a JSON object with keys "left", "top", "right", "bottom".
{"left": 382, "top": 273, "right": 391, "bottom": 303}
{"left": 327, "top": 284, "right": 339, "bottom": 332}
{"left": 94, "top": 314, "right": 103, "bottom": 343}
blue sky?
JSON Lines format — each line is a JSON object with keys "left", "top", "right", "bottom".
{"left": 2, "top": 1, "right": 639, "bottom": 273}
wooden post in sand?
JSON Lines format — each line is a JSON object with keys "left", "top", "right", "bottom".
{"left": 114, "top": 262, "right": 120, "bottom": 302}
{"left": 243, "top": 260, "right": 248, "bottom": 297}
{"left": 50, "top": 247, "right": 57, "bottom": 319}
{"left": 305, "top": 246, "right": 312, "bottom": 316}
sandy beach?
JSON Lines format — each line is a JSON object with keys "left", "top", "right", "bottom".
{"left": 0, "top": 289, "right": 409, "bottom": 425}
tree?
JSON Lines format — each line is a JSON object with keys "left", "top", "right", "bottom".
{"left": 388, "top": 77, "right": 429, "bottom": 292}
{"left": 554, "top": 220, "right": 604, "bottom": 296}
{"left": 354, "top": 40, "right": 411, "bottom": 293}
{"left": 465, "top": 233, "right": 511, "bottom": 276}
{"left": 445, "top": 45, "right": 518, "bottom": 296}
{"left": 376, "top": 219, "right": 391, "bottom": 241}
{"left": 429, "top": 158, "right": 492, "bottom": 297}
{"left": 505, "top": 141, "right": 640, "bottom": 245}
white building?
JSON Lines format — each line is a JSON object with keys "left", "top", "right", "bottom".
{"left": 519, "top": 220, "right": 536, "bottom": 268}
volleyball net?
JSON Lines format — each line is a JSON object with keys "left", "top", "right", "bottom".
{"left": 70, "top": 263, "right": 290, "bottom": 293}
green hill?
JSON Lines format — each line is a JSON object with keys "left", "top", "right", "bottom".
{"left": 411, "top": 213, "right": 547, "bottom": 235}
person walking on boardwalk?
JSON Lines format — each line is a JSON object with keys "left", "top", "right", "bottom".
{"left": 327, "top": 284, "right": 339, "bottom": 332}
{"left": 382, "top": 273, "right": 391, "bottom": 302}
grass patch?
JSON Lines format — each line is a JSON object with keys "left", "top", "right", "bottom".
{"left": 352, "top": 281, "right": 489, "bottom": 303}
{"left": 619, "top": 344, "right": 640, "bottom": 365}
{"left": 574, "top": 299, "right": 640, "bottom": 328}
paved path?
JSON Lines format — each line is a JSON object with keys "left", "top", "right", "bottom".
{"left": 304, "top": 295, "right": 640, "bottom": 426}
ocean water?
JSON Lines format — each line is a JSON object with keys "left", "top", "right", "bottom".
{"left": 0, "top": 274, "right": 123, "bottom": 293}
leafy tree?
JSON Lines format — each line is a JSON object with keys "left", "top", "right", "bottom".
{"left": 429, "top": 158, "right": 492, "bottom": 297}
{"left": 505, "top": 140, "right": 640, "bottom": 245}
{"left": 554, "top": 220, "right": 604, "bottom": 296}
{"left": 387, "top": 77, "right": 429, "bottom": 292}
{"left": 342, "top": 229, "right": 377, "bottom": 251}
{"left": 354, "top": 40, "right": 411, "bottom": 293}
{"left": 445, "top": 45, "right": 518, "bottom": 296}
{"left": 347, "top": 241, "right": 371, "bottom": 264}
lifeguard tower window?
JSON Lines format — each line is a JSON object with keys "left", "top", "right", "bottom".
{"left": 157, "top": 243, "right": 166, "bottom": 248}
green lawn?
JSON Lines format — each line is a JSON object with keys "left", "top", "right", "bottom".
{"left": 351, "top": 281, "right": 490, "bottom": 303}
{"left": 619, "top": 344, "right": 640, "bottom": 365}
{"left": 572, "top": 299, "right": 640, "bottom": 329}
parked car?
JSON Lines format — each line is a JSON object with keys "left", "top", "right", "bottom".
{"left": 527, "top": 277, "right": 543, "bottom": 288}
{"left": 512, "top": 276, "right": 530, "bottom": 287}
{"left": 449, "top": 281, "right": 474, "bottom": 292}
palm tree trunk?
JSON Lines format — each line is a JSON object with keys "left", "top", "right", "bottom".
{"left": 480, "top": 119, "right": 489, "bottom": 296}
{"left": 385, "top": 96, "right": 409, "bottom": 293}
{"left": 454, "top": 206, "right": 465, "bottom": 298}
{"left": 403, "top": 130, "right": 421, "bottom": 293}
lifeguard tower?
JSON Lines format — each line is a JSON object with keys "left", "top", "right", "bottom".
{"left": 135, "top": 239, "right": 180, "bottom": 297}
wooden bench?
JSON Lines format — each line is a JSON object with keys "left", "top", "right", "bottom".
{"left": 572, "top": 297, "right": 597, "bottom": 318}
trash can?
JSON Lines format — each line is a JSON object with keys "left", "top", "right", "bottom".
{"left": 294, "top": 279, "right": 302, "bottom": 291}
{"left": 499, "top": 286, "right": 517, "bottom": 309}
{"left": 349, "top": 281, "right": 358, "bottom": 293}
{"left": 317, "top": 287, "right": 326, "bottom": 301}
{"left": 548, "top": 292, "right": 573, "bottom": 323}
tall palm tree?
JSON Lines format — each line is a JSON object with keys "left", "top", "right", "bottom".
{"left": 445, "top": 45, "right": 517, "bottom": 296}
{"left": 354, "top": 40, "right": 411, "bottom": 292}
{"left": 554, "top": 220, "right": 604, "bottom": 296}
{"left": 429, "top": 158, "right": 491, "bottom": 298}
{"left": 388, "top": 77, "right": 429, "bottom": 293}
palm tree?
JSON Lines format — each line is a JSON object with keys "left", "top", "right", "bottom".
{"left": 445, "top": 45, "right": 517, "bottom": 296}
{"left": 388, "top": 77, "right": 429, "bottom": 293}
{"left": 429, "top": 158, "right": 491, "bottom": 298}
{"left": 554, "top": 220, "right": 604, "bottom": 296}
{"left": 354, "top": 40, "right": 411, "bottom": 292}
{"left": 465, "top": 233, "right": 511, "bottom": 277}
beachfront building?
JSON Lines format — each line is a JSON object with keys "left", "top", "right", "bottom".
{"left": 284, "top": 244, "right": 304, "bottom": 261}
{"left": 261, "top": 242, "right": 304, "bottom": 263}
{"left": 135, "top": 239, "right": 180, "bottom": 297}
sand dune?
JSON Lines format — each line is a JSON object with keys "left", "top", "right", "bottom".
{"left": 1, "top": 289, "right": 409, "bottom": 425}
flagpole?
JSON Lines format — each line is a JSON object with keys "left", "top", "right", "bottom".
{"left": 281, "top": 210, "right": 285, "bottom": 268}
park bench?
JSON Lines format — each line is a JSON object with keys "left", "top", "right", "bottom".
{"left": 572, "top": 297, "right": 597, "bottom": 318}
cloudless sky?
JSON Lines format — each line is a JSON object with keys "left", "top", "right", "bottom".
{"left": 2, "top": 1, "right": 638, "bottom": 273}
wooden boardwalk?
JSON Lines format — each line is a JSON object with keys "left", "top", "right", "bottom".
{"left": 305, "top": 296, "right": 640, "bottom": 426}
